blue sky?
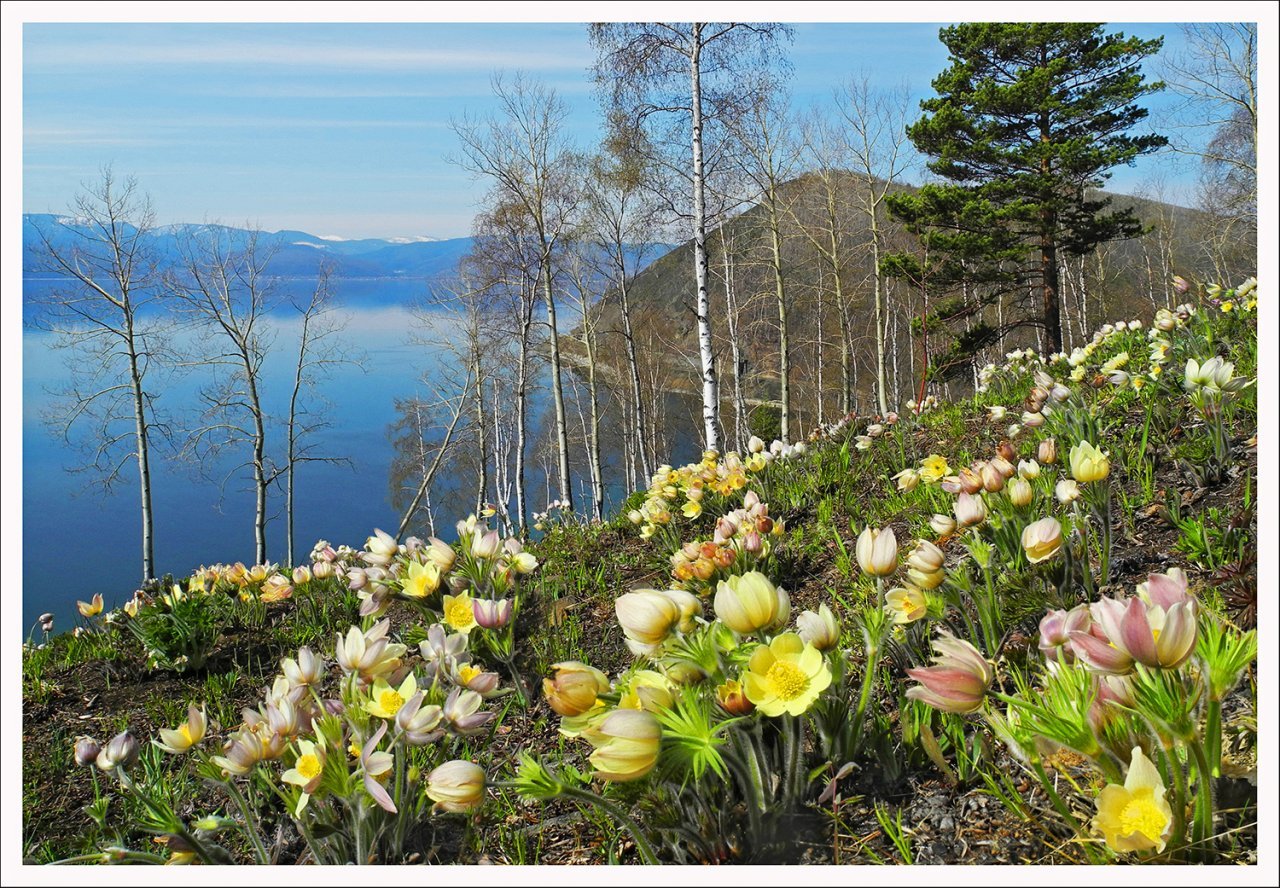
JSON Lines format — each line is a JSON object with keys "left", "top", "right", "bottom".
{"left": 24, "top": 21, "right": 1199, "bottom": 239}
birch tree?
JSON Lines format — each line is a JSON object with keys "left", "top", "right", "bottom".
{"left": 581, "top": 133, "right": 660, "bottom": 482}
{"left": 170, "top": 225, "right": 278, "bottom": 565}
{"left": 451, "top": 72, "right": 579, "bottom": 514}
{"left": 590, "top": 21, "right": 793, "bottom": 451}
{"left": 728, "top": 80, "right": 800, "bottom": 441}
{"left": 27, "top": 168, "right": 168, "bottom": 583}
{"left": 281, "top": 264, "right": 360, "bottom": 566}
{"left": 838, "top": 76, "right": 915, "bottom": 417}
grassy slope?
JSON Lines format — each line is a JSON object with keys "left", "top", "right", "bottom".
{"left": 22, "top": 293, "right": 1258, "bottom": 865}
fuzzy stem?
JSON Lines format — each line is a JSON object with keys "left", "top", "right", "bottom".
{"left": 1189, "top": 738, "right": 1217, "bottom": 863}
{"left": 558, "top": 785, "right": 660, "bottom": 865}
{"left": 223, "top": 778, "right": 271, "bottom": 865}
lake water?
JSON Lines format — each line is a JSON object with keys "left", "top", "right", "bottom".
{"left": 22, "top": 277, "right": 687, "bottom": 635}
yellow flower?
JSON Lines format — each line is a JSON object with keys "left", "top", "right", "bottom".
{"left": 1069, "top": 440, "right": 1111, "bottom": 483}
{"left": 155, "top": 706, "right": 207, "bottom": 755}
{"left": 1020, "top": 517, "right": 1063, "bottom": 564}
{"left": 365, "top": 673, "right": 418, "bottom": 720}
{"left": 742, "top": 633, "right": 832, "bottom": 717}
{"left": 442, "top": 592, "right": 477, "bottom": 633}
{"left": 77, "top": 593, "right": 104, "bottom": 618}
{"left": 282, "top": 738, "right": 326, "bottom": 814}
{"left": 587, "top": 709, "right": 662, "bottom": 782}
{"left": 681, "top": 499, "right": 703, "bottom": 519}
{"left": 714, "top": 572, "right": 788, "bottom": 636}
{"left": 401, "top": 560, "right": 441, "bottom": 599}
{"left": 884, "top": 586, "right": 928, "bottom": 624}
{"left": 618, "top": 670, "right": 675, "bottom": 713}
{"left": 919, "top": 454, "right": 950, "bottom": 483}
{"left": 1093, "top": 746, "right": 1173, "bottom": 853}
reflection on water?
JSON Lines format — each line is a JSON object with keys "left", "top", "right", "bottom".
{"left": 22, "top": 278, "right": 700, "bottom": 633}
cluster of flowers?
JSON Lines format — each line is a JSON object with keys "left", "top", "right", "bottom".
{"left": 341, "top": 516, "right": 533, "bottom": 627}
{"left": 628, "top": 433, "right": 813, "bottom": 540}
{"left": 75, "top": 617, "right": 500, "bottom": 863}
{"left": 667, "top": 491, "right": 785, "bottom": 594}
{"left": 907, "top": 563, "right": 1251, "bottom": 859}
{"left": 853, "top": 416, "right": 898, "bottom": 451}
{"left": 540, "top": 570, "right": 843, "bottom": 785}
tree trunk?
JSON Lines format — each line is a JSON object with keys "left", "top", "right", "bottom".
{"left": 690, "top": 25, "right": 720, "bottom": 451}
{"left": 125, "top": 322, "right": 155, "bottom": 582}
{"left": 540, "top": 251, "right": 573, "bottom": 512}
{"left": 768, "top": 200, "right": 790, "bottom": 442}
{"left": 241, "top": 355, "right": 267, "bottom": 562}
{"left": 617, "top": 276, "right": 651, "bottom": 481}
{"left": 473, "top": 350, "right": 488, "bottom": 515}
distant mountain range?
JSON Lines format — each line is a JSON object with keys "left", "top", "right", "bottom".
{"left": 22, "top": 214, "right": 478, "bottom": 282}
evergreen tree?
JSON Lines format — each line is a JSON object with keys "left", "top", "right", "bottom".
{"left": 886, "top": 23, "right": 1166, "bottom": 366}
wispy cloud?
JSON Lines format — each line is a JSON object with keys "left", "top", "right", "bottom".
{"left": 25, "top": 39, "right": 581, "bottom": 72}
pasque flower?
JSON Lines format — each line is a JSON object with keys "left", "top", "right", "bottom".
{"left": 77, "top": 593, "right": 104, "bottom": 618}
{"left": 906, "top": 632, "right": 993, "bottom": 714}
{"left": 1093, "top": 746, "right": 1173, "bottom": 853}
{"left": 281, "top": 646, "right": 323, "bottom": 688}
{"left": 587, "top": 709, "right": 662, "bottom": 782}
{"left": 796, "top": 604, "right": 841, "bottom": 651}
{"left": 401, "top": 560, "right": 441, "bottom": 599}
{"left": 282, "top": 738, "right": 326, "bottom": 814}
{"left": 334, "top": 620, "right": 406, "bottom": 685}
{"left": 365, "top": 673, "right": 418, "bottom": 721}
{"left": 856, "top": 526, "right": 899, "bottom": 576}
{"left": 1038, "top": 438, "right": 1058, "bottom": 465}
{"left": 155, "top": 706, "right": 207, "bottom": 755}
{"left": 1069, "top": 440, "right": 1111, "bottom": 483}
{"left": 1075, "top": 595, "right": 1198, "bottom": 672}
{"left": 884, "top": 586, "right": 928, "bottom": 624}
{"left": 442, "top": 592, "right": 478, "bottom": 633}
{"left": 427, "top": 760, "right": 486, "bottom": 813}
{"left": 716, "top": 679, "right": 755, "bottom": 715}
{"left": 544, "top": 661, "right": 610, "bottom": 716}
{"left": 1021, "top": 516, "right": 1063, "bottom": 563}
{"left": 714, "top": 572, "right": 788, "bottom": 635}
{"left": 742, "top": 633, "right": 833, "bottom": 717}
{"left": 360, "top": 723, "right": 397, "bottom": 813}
{"left": 363, "top": 528, "right": 399, "bottom": 567}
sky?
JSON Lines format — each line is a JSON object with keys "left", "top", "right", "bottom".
{"left": 23, "top": 20, "right": 1203, "bottom": 240}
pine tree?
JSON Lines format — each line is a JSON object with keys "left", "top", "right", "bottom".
{"left": 886, "top": 23, "right": 1166, "bottom": 367}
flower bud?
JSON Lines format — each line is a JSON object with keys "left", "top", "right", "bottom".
{"left": 716, "top": 679, "right": 755, "bottom": 715}
{"left": 74, "top": 736, "right": 101, "bottom": 767}
{"left": 980, "top": 462, "right": 1006, "bottom": 492}
{"left": 473, "top": 597, "right": 514, "bottom": 630}
{"left": 1021, "top": 517, "right": 1062, "bottom": 563}
{"left": 1055, "top": 478, "right": 1081, "bottom": 504}
{"left": 714, "top": 572, "right": 785, "bottom": 635}
{"left": 615, "top": 590, "right": 681, "bottom": 647}
{"left": 1069, "top": 440, "right": 1111, "bottom": 483}
{"left": 796, "top": 603, "right": 840, "bottom": 651}
{"left": 1007, "top": 476, "right": 1033, "bottom": 507}
{"left": 426, "top": 760, "right": 486, "bottom": 813}
{"left": 312, "top": 560, "right": 334, "bottom": 580}
{"left": 929, "top": 514, "right": 957, "bottom": 539}
{"left": 542, "top": 665, "right": 611, "bottom": 721}
{"left": 587, "top": 709, "right": 662, "bottom": 782}
{"left": 954, "top": 492, "right": 987, "bottom": 528}
{"left": 906, "top": 633, "right": 993, "bottom": 714}
{"left": 96, "top": 730, "right": 141, "bottom": 772}
{"left": 856, "top": 526, "right": 898, "bottom": 577}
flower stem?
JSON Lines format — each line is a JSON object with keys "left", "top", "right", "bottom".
{"left": 1188, "top": 738, "right": 1217, "bottom": 863}
{"left": 558, "top": 785, "right": 660, "bottom": 865}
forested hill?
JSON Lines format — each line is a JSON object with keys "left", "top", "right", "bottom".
{"left": 587, "top": 170, "right": 1254, "bottom": 413}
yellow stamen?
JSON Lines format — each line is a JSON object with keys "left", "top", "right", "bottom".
{"left": 379, "top": 689, "right": 405, "bottom": 715}
{"left": 297, "top": 754, "right": 322, "bottom": 780}
{"left": 1119, "top": 793, "right": 1167, "bottom": 841}
{"left": 765, "top": 661, "right": 809, "bottom": 701}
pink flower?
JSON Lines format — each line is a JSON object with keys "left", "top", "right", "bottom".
{"left": 906, "top": 632, "right": 993, "bottom": 714}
